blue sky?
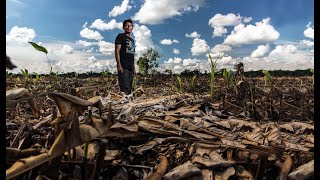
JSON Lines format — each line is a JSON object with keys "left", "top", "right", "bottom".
{"left": 6, "top": 0, "right": 314, "bottom": 74}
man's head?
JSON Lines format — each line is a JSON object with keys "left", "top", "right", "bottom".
{"left": 123, "top": 19, "right": 133, "bottom": 34}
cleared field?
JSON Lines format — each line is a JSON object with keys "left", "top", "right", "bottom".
{"left": 6, "top": 75, "right": 314, "bottom": 179}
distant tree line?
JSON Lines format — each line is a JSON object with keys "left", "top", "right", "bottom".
{"left": 7, "top": 68, "right": 313, "bottom": 78}
{"left": 172, "top": 69, "right": 313, "bottom": 78}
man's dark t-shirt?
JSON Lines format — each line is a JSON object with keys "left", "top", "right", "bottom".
{"left": 115, "top": 33, "right": 135, "bottom": 71}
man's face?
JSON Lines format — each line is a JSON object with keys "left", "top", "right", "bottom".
{"left": 123, "top": 22, "right": 133, "bottom": 33}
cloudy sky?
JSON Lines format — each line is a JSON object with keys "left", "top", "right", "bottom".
{"left": 6, "top": 0, "right": 314, "bottom": 74}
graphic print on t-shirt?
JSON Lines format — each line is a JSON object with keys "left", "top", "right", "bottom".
{"left": 126, "top": 38, "right": 135, "bottom": 55}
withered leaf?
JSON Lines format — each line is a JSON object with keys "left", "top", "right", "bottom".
{"left": 288, "top": 160, "right": 314, "bottom": 180}
{"left": 191, "top": 150, "right": 235, "bottom": 167}
{"left": 214, "top": 167, "right": 235, "bottom": 180}
{"left": 163, "top": 161, "right": 201, "bottom": 180}
{"left": 104, "top": 150, "right": 121, "bottom": 161}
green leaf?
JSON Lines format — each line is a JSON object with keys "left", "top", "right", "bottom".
{"left": 28, "top": 42, "right": 48, "bottom": 54}
{"left": 310, "top": 68, "right": 314, "bottom": 74}
{"left": 177, "top": 75, "right": 183, "bottom": 92}
{"left": 262, "top": 70, "right": 272, "bottom": 81}
{"left": 223, "top": 68, "right": 228, "bottom": 78}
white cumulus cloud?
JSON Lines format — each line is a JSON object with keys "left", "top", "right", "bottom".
{"left": 209, "top": 13, "right": 242, "bottom": 27}
{"left": 160, "top": 39, "right": 179, "bottom": 45}
{"left": 90, "top": 19, "right": 122, "bottom": 31}
{"left": 80, "top": 28, "right": 103, "bottom": 40}
{"left": 132, "top": 24, "right": 155, "bottom": 58}
{"left": 183, "top": 58, "right": 200, "bottom": 66}
{"left": 77, "top": 40, "right": 95, "bottom": 47}
{"left": 133, "top": 0, "right": 204, "bottom": 24}
{"left": 224, "top": 18, "right": 279, "bottom": 46}
{"left": 165, "top": 57, "right": 182, "bottom": 64}
{"left": 62, "top": 45, "right": 73, "bottom": 54}
{"left": 88, "top": 56, "right": 96, "bottom": 61}
{"left": 243, "top": 17, "right": 252, "bottom": 23}
{"left": 160, "top": 57, "right": 212, "bottom": 74}
{"left": 208, "top": 13, "right": 252, "bottom": 37}
{"left": 269, "top": 44, "right": 297, "bottom": 56}
{"left": 109, "top": 0, "right": 132, "bottom": 17}
{"left": 173, "top": 48, "right": 180, "bottom": 54}
{"left": 300, "top": 40, "right": 314, "bottom": 47}
{"left": 97, "top": 41, "right": 114, "bottom": 55}
{"left": 7, "top": 39, "right": 118, "bottom": 74}
{"left": 212, "top": 26, "right": 227, "bottom": 37}
{"left": 304, "top": 22, "right": 314, "bottom": 39}
{"left": 6, "top": 26, "right": 36, "bottom": 43}
{"left": 210, "top": 44, "right": 232, "bottom": 53}
{"left": 186, "top": 31, "right": 201, "bottom": 38}
{"left": 191, "top": 38, "right": 209, "bottom": 56}
{"left": 243, "top": 44, "right": 313, "bottom": 71}
{"left": 250, "top": 44, "right": 270, "bottom": 58}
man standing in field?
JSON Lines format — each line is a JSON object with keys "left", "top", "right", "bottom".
{"left": 115, "top": 19, "right": 136, "bottom": 95}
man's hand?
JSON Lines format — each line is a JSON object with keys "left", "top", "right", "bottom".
{"left": 117, "top": 65, "right": 123, "bottom": 73}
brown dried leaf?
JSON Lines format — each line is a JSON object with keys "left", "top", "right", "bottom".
{"left": 236, "top": 166, "right": 254, "bottom": 180}
{"left": 48, "top": 130, "right": 66, "bottom": 157}
{"left": 128, "top": 138, "right": 163, "bottom": 155}
{"left": 49, "top": 95, "right": 73, "bottom": 117}
{"left": 290, "top": 122, "right": 314, "bottom": 134}
{"left": 176, "top": 118, "right": 199, "bottom": 131}
{"left": 184, "top": 130, "right": 216, "bottom": 140}
{"left": 6, "top": 88, "right": 41, "bottom": 118}
{"left": 87, "top": 142, "right": 98, "bottom": 160}
{"left": 212, "top": 120, "right": 231, "bottom": 129}
{"left": 110, "top": 122, "right": 138, "bottom": 132}
{"left": 303, "top": 134, "right": 314, "bottom": 144}
{"left": 193, "top": 117, "right": 212, "bottom": 128}
{"left": 92, "top": 117, "right": 108, "bottom": 134}
{"left": 6, "top": 148, "right": 40, "bottom": 161}
{"left": 243, "top": 128, "right": 264, "bottom": 144}
{"left": 6, "top": 153, "right": 50, "bottom": 179}
{"left": 278, "top": 155, "right": 293, "bottom": 180}
{"left": 221, "top": 139, "right": 246, "bottom": 149}
{"left": 202, "top": 169, "right": 213, "bottom": 180}
{"left": 265, "top": 125, "right": 282, "bottom": 144}
{"left": 195, "top": 147, "right": 211, "bottom": 156}
{"left": 283, "top": 141, "right": 310, "bottom": 151}
{"left": 116, "top": 103, "right": 136, "bottom": 122}
{"left": 191, "top": 151, "right": 235, "bottom": 167}
{"left": 145, "top": 156, "right": 168, "bottom": 180}
{"left": 163, "top": 161, "right": 201, "bottom": 180}
{"left": 279, "top": 123, "right": 294, "bottom": 132}
{"left": 49, "top": 92, "right": 94, "bottom": 106}
{"left": 79, "top": 124, "right": 99, "bottom": 142}
{"left": 214, "top": 167, "right": 235, "bottom": 180}
{"left": 6, "top": 88, "right": 29, "bottom": 100}
{"left": 65, "top": 146, "right": 83, "bottom": 161}
{"left": 104, "top": 150, "right": 121, "bottom": 161}
{"left": 288, "top": 160, "right": 314, "bottom": 180}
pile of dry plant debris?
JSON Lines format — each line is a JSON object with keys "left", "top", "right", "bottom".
{"left": 6, "top": 87, "right": 314, "bottom": 180}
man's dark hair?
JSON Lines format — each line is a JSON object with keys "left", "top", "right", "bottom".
{"left": 123, "top": 19, "right": 133, "bottom": 28}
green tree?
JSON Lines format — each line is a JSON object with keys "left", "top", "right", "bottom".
{"left": 137, "top": 48, "right": 160, "bottom": 75}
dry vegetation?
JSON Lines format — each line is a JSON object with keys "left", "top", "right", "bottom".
{"left": 6, "top": 72, "right": 314, "bottom": 180}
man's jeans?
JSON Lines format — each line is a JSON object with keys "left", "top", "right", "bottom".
{"left": 118, "top": 68, "right": 133, "bottom": 95}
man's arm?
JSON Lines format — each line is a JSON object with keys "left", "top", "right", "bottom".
{"left": 115, "top": 44, "right": 123, "bottom": 73}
